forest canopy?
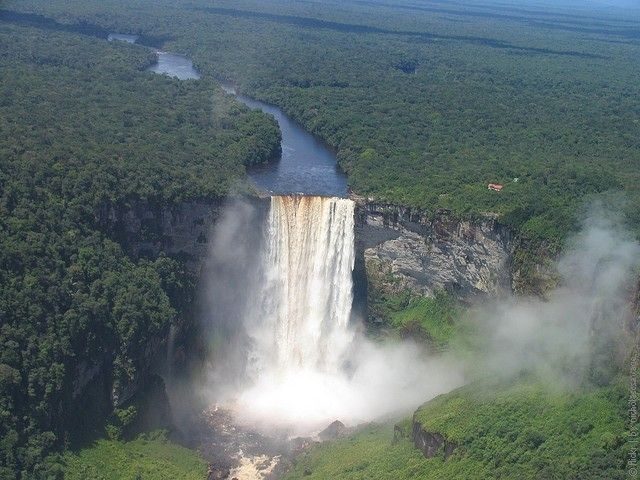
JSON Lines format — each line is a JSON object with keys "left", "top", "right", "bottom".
{"left": 6, "top": 0, "right": 640, "bottom": 245}
{"left": 1, "top": 0, "right": 639, "bottom": 477}
{"left": 0, "top": 20, "right": 278, "bottom": 478}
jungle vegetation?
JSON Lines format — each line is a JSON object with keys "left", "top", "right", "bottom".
{"left": 0, "top": 19, "right": 278, "bottom": 479}
{"left": 283, "top": 379, "right": 631, "bottom": 480}
{"left": 1, "top": 0, "right": 639, "bottom": 478}
{"left": 7, "top": 0, "right": 639, "bottom": 246}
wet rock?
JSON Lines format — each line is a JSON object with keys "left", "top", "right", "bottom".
{"left": 412, "top": 421, "right": 456, "bottom": 459}
{"left": 290, "top": 436, "right": 317, "bottom": 453}
{"left": 96, "top": 197, "right": 269, "bottom": 273}
{"left": 319, "top": 420, "right": 347, "bottom": 441}
{"left": 510, "top": 237, "right": 558, "bottom": 296}
{"left": 193, "top": 406, "right": 296, "bottom": 480}
{"left": 207, "top": 463, "right": 230, "bottom": 480}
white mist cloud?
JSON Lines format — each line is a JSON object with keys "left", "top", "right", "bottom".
{"left": 200, "top": 198, "right": 637, "bottom": 439}
{"left": 473, "top": 205, "right": 640, "bottom": 385}
{"left": 201, "top": 197, "right": 464, "bottom": 436}
{"left": 233, "top": 338, "right": 462, "bottom": 436}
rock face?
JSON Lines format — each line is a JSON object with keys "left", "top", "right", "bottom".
{"left": 510, "top": 237, "right": 559, "bottom": 297}
{"left": 412, "top": 420, "right": 457, "bottom": 459}
{"left": 354, "top": 201, "right": 513, "bottom": 303}
{"left": 80, "top": 196, "right": 273, "bottom": 430}
{"left": 319, "top": 420, "right": 347, "bottom": 441}
{"left": 96, "top": 198, "right": 226, "bottom": 272}
{"left": 66, "top": 197, "right": 233, "bottom": 433}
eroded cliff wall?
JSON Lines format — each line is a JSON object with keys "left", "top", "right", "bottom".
{"left": 96, "top": 198, "right": 225, "bottom": 271}
{"left": 64, "top": 197, "right": 232, "bottom": 430}
{"left": 354, "top": 201, "right": 514, "bottom": 307}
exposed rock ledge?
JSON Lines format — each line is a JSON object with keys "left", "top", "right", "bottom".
{"left": 412, "top": 420, "right": 457, "bottom": 459}
{"left": 98, "top": 196, "right": 515, "bottom": 303}
{"left": 354, "top": 200, "right": 513, "bottom": 303}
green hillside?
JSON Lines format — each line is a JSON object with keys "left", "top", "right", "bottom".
{"left": 284, "top": 379, "right": 632, "bottom": 480}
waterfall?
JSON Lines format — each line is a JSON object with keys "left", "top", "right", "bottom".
{"left": 208, "top": 195, "right": 460, "bottom": 434}
{"left": 246, "top": 195, "right": 356, "bottom": 378}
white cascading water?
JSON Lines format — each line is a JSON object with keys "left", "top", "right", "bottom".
{"left": 248, "top": 195, "right": 355, "bottom": 375}
{"left": 228, "top": 195, "right": 461, "bottom": 435}
{"left": 233, "top": 195, "right": 360, "bottom": 432}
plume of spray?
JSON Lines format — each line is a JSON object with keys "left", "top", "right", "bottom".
{"left": 199, "top": 197, "right": 267, "bottom": 393}
{"left": 164, "top": 196, "right": 268, "bottom": 434}
{"left": 201, "top": 196, "right": 463, "bottom": 436}
{"left": 471, "top": 203, "right": 640, "bottom": 386}
{"left": 200, "top": 197, "right": 638, "bottom": 437}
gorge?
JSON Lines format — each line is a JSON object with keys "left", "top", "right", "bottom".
{"left": 198, "top": 194, "right": 464, "bottom": 477}
{"left": 86, "top": 39, "right": 517, "bottom": 477}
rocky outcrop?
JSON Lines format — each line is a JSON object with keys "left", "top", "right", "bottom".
{"left": 412, "top": 420, "right": 457, "bottom": 459}
{"left": 319, "top": 420, "right": 348, "bottom": 441}
{"left": 510, "top": 237, "right": 559, "bottom": 297}
{"left": 354, "top": 200, "right": 513, "bottom": 303}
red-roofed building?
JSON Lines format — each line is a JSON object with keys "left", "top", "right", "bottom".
{"left": 488, "top": 183, "right": 503, "bottom": 192}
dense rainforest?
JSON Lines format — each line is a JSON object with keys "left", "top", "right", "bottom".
{"left": 1, "top": 0, "right": 639, "bottom": 478}
{"left": 0, "top": 19, "right": 279, "bottom": 479}
{"left": 6, "top": 0, "right": 640, "bottom": 247}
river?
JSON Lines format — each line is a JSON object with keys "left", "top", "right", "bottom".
{"left": 147, "top": 52, "right": 201, "bottom": 81}
{"left": 221, "top": 85, "right": 348, "bottom": 198}
{"left": 121, "top": 31, "right": 347, "bottom": 197}
{"left": 113, "top": 33, "right": 351, "bottom": 478}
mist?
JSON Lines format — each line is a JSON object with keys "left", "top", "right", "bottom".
{"left": 198, "top": 197, "right": 637, "bottom": 439}
{"left": 199, "top": 196, "right": 464, "bottom": 436}
{"left": 232, "top": 338, "right": 462, "bottom": 435}
{"left": 470, "top": 204, "right": 640, "bottom": 387}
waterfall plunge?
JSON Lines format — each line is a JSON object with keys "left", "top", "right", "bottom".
{"left": 233, "top": 196, "right": 360, "bottom": 432}
{"left": 208, "top": 195, "right": 462, "bottom": 435}
{"left": 248, "top": 196, "right": 355, "bottom": 375}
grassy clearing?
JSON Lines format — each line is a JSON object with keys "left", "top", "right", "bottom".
{"left": 63, "top": 431, "right": 207, "bottom": 480}
{"left": 283, "top": 423, "right": 452, "bottom": 480}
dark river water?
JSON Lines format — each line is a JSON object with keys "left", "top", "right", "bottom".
{"left": 221, "top": 86, "right": 348, "bottom": 197}
{"left": 115, "top": 33, "right": 347, "bottom": 197}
